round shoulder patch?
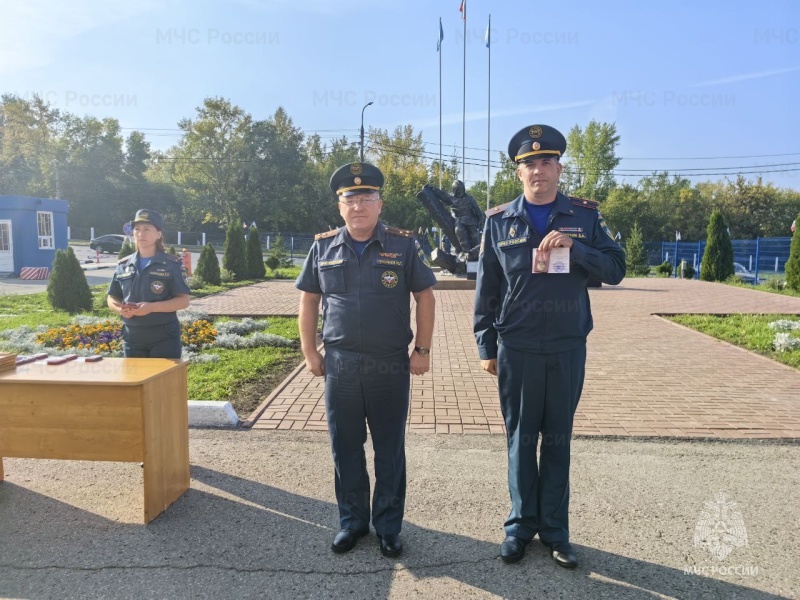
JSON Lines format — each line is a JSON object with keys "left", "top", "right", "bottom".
{"left": 381, "top": 271, "right": 398, "bottom": 288}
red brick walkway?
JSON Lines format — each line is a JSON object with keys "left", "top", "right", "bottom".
{"left": 197, "top": 278, "right": 800, "bottom": 439}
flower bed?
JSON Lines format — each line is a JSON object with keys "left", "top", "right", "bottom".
{"left": 36, "top": 320, "right": 122, "bottom": 355}
{"left": 1, "top": 311, "right": 295, "bottom": 361}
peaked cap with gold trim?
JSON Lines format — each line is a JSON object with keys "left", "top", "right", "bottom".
{"left": 133, "top": 208, "right": 163, "bottom": 230}
{"left": 507, "top": 124, "right": 567, "bottom": 164}
{"left": 329, "top": 162, "right": 385, "bottom": 196}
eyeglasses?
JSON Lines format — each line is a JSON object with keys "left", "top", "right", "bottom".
{"left": 339, "top": 198, "right": 380, "bottom": 208}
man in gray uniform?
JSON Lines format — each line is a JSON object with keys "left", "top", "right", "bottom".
{"left": 296, "top": 162, "right": 436, "bottom": 558}
{"left": 474, "top": 125, "right": 625, "bottom": 568}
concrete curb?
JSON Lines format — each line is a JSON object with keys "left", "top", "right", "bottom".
{"left": 81, "top": 262, "right": 117, "bottom": 271}
{"left": 188, "top": 400, "right": 239, "bottom": 428}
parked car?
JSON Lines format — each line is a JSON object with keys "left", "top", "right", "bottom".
{"left": 733, "top": 262, "right": 765, "bottom": 285}
{"left": 89, "top": 234, "right": 128, "bottom": 254}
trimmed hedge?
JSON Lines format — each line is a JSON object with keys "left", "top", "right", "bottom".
{"left": 47, "top": 247, "right": 93, "bottom": 313}
{"left": 246, "top": 226, "right": 266, "bottom": 279}
{"left": 195, "top": 243, "right": 221, "bottom": 286}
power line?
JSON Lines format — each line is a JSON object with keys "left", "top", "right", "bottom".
{"left": 367, "top": 138, "right": 800, "bottom": 177}
{"left": 4, "top": 130, "right": 800, "bottom": 181}
{"left": 414, "top": 137, "right": 800, "bottom": 162}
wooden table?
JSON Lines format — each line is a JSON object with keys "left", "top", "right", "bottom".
{"left": 0, "top": 358, "right": 190, "bottom": 524}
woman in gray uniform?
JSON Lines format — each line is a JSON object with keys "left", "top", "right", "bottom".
{"left": 107, "top": 209, "right": 191, "bottom": 358}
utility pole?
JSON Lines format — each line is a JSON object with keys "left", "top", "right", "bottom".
{"left": 54, "top": 160, "right": 61, "bottom": 198}
{"left": 360, "top": 101, "right": 373, "bottom": 162}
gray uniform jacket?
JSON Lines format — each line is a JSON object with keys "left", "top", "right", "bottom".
{"left": 474, "top": 192, "right": 626, "bottom": 359}
{"left": 296, "top": 222, "right": 437, "bottom": 356}
{"left": 107, "top": 251, "right": 191, "bottom": 327}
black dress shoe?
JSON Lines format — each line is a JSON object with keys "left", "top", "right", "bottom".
{"left": 377, "top": 533, "right": 403, "bottom": 558}
{"left": 500, "top": 536, "right": 530, "bottom": 564}
{"left": 542, "top": 541, "right": 578, "bottom": 569}
{"left": 331, "top": 528, "right": 369, "bottom": 553}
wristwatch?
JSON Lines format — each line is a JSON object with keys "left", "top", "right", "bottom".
{"left": 414, "top": 346, "right": 431, "bottom": 356}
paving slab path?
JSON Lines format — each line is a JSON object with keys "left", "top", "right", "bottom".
{"left": 195, "top": 278, "right": 800, "bottom": 439}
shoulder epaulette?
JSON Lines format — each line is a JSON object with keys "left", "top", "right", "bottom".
{"left": 485, "top": 202, "right": 511, "bottom": 218}
{"left": 164, "top": 253, "right": 181, "bottom": 263}
{"left": 570, "top": 196, "right": 599, "bottom": 210}
{"left": 385, "top": 226, "right": 413, "bottom": 238}
{"left": 117, "top": 255, "right": 132, "bottom": 263}
{"left": 315, "top": 229, "right": 338, "bottom": 240}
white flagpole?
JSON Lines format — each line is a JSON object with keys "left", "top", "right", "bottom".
{"left": 486, "top": 14, "right": 491, "bottom": 210}
{"left": 439, "top": 17, "right": 443, "bottom": 189}
{"left": 462, "top": 0, "right": 466, "bottom": 179}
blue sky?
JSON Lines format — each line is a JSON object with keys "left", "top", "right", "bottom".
{"left": 3, "top": 0, "right": 798, "bottom": 190}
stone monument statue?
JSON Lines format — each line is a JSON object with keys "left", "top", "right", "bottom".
{"left": 416, "top": 180, "right": 485, "bottom": 274}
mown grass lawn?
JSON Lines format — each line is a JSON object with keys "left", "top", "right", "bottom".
{"left": 0, "top": 285, "right": 114, "bottom": 329}
{"left": 0, "top": 282, "right": 303, "bottom": 419}
{"left": 720, "top": 275, "right": 800, "bottom": 298}
{"left": 666, "top": 313, "right": 800, "bottom": 370}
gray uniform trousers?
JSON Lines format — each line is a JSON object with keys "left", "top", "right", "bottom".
{"left": 497, "top": 342, "right": 586, "bottom": 544}
{"left": 324, "top": 347, "right": 410, "bottom": 535}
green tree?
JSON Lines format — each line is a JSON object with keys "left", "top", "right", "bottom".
{"left": 123, "top": 131, "right": 151, "bottom": 180}
{"left": 0, "top": 95, "right": 141, "bottom": 234}
{"left": 223, "top": 219, "right": 247, "bottom": 280}
{"left": 0, "top": 94, "right": 60, "bottom": 197}
{"left": 305, "top": 133, "right": 360, "bottom": 232}
{"left": 599, "top": 184, "right": 653, "bottom": 240}
{"left": 637, "top": 172, "right": 696, "bottom": 241}
{"left": 766, "top": 190, "right": 800, "bottom": 238}
{"left": 195, "top": 243, "right": 221, "bottom": 286}
{"left": 118, "top": 238, "right": 135, "bottom": 259}
{"left": 265, "top": 235, "right": 293, "bottom": 271}
{"left": 706, "top": 176, "right": 794, "bottom": 239}
{"left": 467, "top": 181, "right": 488, "bottom": 211}
{"left": 368, "top": 124, "right": 430, "bottom": 230}
{"left": 171, "top": 97, "right": 253, "bottom": 225}
{"left": 242, "top": 108, "right": 312, "bottom": 231}
{"left": 700, "top": 210, "right": 734, "bottom": 282}
{"left": 246, "top": 225, "right": 266, "bottom": 279}
{"left": 489, "top": 155, "right": 522, "bottom": 206}
{"left": 625, "top": 222, "right": 650, "bottom": 276}
{"left": 56, "top": 113, "right": 128, "bottom": 233}
{"left": 560, "top": 120, "right": 621, "bottom": 203}
{"left": 429, "top": 153, "right": 460, "bottom": 193}
{"left": 47, "top": 247, "right": 93, "bottom": 313}
{"left": 785, "top": 215, "right": 800, "bottom": 291}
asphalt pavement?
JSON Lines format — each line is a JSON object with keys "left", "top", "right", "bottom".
{"left": 1, "top": 431, "right": 797, "bottom": 599}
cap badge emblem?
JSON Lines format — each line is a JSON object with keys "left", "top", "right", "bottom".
{"left": 353, "top": 176, "right": 362, "bottom": 185}
{"left": 350, "top": 163, "right": 363, "bottom": 175}
{"left": 532, "top": 142, "right": 541, "bottom": 150}
{"left": 529, "top": 126, "right": 542, "bottom": 139}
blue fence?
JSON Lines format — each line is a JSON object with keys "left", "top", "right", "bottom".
{"left": 646, "top": 237, "right": 793, "bottom": 279}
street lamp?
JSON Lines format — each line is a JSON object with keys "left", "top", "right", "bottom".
{"left": 360, "top": 101, "right": 373, "bottom": 163}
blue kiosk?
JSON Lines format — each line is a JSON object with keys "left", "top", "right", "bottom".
{"left": 0, "top": 196, "right": 69, "bottom": 278}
